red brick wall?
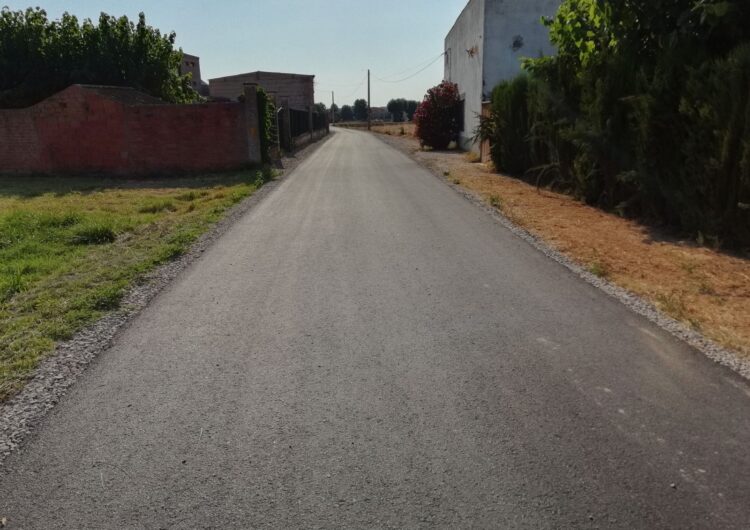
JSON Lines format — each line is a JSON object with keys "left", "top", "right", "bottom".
{"left": 0, "top": 85, "right": 256, "bottom": 176}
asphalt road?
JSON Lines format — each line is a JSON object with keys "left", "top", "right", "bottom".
{"left": 1, "top": 128, "right": 749, "bottom": 529}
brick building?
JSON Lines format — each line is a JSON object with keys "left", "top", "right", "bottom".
{"left": 180, "top": 53, "right": 209, "bottom": 96}
{"left": 208, "top": 71, "right": 314, "bottom": 111}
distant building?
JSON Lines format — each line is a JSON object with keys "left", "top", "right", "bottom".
{"left": 444, "top": 0, "right": 561, "bottom": 151}
{"left": 180, "top": 53, "right": 209, "bottom": 96}
{"left": 208, "top": 71, "right": 315, "bottom": 111}
{"left": 370, "top": 107, "right": 390, "bottom": 121}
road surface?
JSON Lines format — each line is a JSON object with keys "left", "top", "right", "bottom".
{"left": 1, "top": 128, "right": 749, "bottom": 529}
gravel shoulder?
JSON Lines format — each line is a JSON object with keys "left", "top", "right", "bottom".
{"left": 0, "top": 133, "right": 333, "bottom": 463}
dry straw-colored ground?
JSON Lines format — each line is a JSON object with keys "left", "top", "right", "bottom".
{"left": 374, "top": 130, "right": 750, "bottom": 359}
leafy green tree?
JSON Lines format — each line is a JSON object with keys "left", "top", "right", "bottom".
{"left": 353, "top": 98, "right": 368, "bottom": 121}
{"left": 386, "top": 98, "right": 420, "bottom": 121}
{"left": 405, "top": 100, "right": 419, "bottom": 121}
{"left": 387, "top": 98, "right": 406, "bottom": 121}
{"left": 0, "top": 7, "right": 196, "bottom": 108}
{"left": 340, "top": 105, "right": 354, "bottom": 121}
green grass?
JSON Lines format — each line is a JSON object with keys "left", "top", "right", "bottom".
{"left": 0, "top": 167, "right": 274, "bottom": 401}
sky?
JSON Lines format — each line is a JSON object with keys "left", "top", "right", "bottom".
{"left": 3, "top": 0, "right": 469, "bottom": 107}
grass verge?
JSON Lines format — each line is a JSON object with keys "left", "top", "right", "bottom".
{"left": 0, "top": 167, "right": 273, "bottom": 401}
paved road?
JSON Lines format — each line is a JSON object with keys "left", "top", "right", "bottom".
{"left": 2, "top": 128, "right": 749, "bottom": 529}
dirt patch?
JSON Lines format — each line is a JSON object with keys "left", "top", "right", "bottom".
{"left": 378, "top": 133, "right": 750, "bottom": 360}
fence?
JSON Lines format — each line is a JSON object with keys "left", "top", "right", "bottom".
{"left": 276, "top": 106, "right": 329, "bottom": 151}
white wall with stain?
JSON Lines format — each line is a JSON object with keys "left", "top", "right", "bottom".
{"left": 445, "top": 0, "right": 561, "bottom": 151}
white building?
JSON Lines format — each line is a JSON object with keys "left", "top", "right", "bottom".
{"left": 444, "top": 0, "right": 561, "bottom": 151}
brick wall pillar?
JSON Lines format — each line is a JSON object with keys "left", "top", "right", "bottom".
{"left": 243, "top": 84, "right": 262, "bottom": 164}
{"left": 281, "top": 98, "right": 292, "bottom": 151}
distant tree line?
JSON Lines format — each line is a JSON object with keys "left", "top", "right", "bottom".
{"left": 0, "top": 7, "right": 196, "bottom": 108}
{"left": 322, "top": 97, "right": 419, "bottom": 123}
{"left": 386, "top": 98, "right": 419, "bottom": 122}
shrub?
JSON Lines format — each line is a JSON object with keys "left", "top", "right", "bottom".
{"left": 414, "top": 81, "right": 461, "bottom": 150}
{"left": 486, "top": 75, "right": 532, "bottom": 175}
{"left": 138, "top": 199, "right": 177, "bottom": 214}
{"left": 477, "top": 0, "right": 750, "bottom": 247}
{"left": 71, "top": 224, "right": 116, "bottom": 245}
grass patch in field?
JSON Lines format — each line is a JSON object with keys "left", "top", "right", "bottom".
{"left": 656, "top": 291, "right": 690, "bottom": 322}
{"left": 0, "top": 168, "right": 271, "bottom": 401}
{"left": 138, "top": 199, "right": 178, "bottom": 214}
{"left": 588, "top": 261, "right": 610, "bottom": 279}
{"left": 71, "top": 223, "right": 117, "bottom": 245}
{"left": 465, "top": 151, "right": 482, "bottom": 163}
{"left": 488, "top": 194, "right": 503, "bottom": 208}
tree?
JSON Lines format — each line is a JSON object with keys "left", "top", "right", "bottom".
{"left": 314, "top": 102, "right": 327, "bottom": 114}
{"left": 386, "top": 98, "right": 420, "bottom": 121}
{"left": 340, "top": 105, "right": 354, "bottom": 121}
{"left": 0, "top": 7, "right": 196, "bottom": 108}
{"left": 387, "top": 98, "right": 406, "bottom": 121}
{"left": 414, "top": 81, "right": 461, "bottom": 150}
{"left": 405, "top": 100, "right": 419, "bottom": 121}
{"left": 328, "top": 103, "right": 340, "bottom": 123}
{"left": 353, "top": 98, "right": 368, "bottom": 121}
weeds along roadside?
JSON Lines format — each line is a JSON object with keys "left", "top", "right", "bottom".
{"left": 0, "top": 166, "right": 275, "bottom": 401}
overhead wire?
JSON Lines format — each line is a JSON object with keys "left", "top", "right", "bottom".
{"left": 339, "top": 72, "right": 368, "bottom": 100}
{"left": 372, "top": 52, "right": 446, "bottom": 84}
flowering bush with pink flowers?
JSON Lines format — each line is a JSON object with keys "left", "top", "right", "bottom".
{"left": 413, "top": 81, "right": 461, "bottom": 150}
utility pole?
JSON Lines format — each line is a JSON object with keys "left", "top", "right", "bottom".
{"left": 331, "top": 91, "right": 335, "bottom": 125}
{"left": 367, "top": 69, "right": 371, "bottom": 131}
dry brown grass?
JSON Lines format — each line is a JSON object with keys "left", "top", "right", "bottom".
{"left": 383, "top": 134, "right": 750, "bottom": 358}
{"left": 371, "top": 123, "right": 416, "bottom": 137}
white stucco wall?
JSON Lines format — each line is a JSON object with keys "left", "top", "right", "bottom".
{"left": 482, "top": 0, "right": 561, "bottom": 100}
{"left": 445, "top": 0, "right": 561, "bottom": 151}
{"left": 444, "top": 0, "right": 485, "bottom": 150}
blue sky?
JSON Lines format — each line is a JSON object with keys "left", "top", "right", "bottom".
{"left": 3, "top": 0, "right": 469, "bottom": 106}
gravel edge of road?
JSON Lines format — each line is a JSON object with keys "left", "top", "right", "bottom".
{"left": 374, "top": 131, "right": 750, "bottom": 382}
{"left": 0, "top": 133, "right": 334, "bottom": 463}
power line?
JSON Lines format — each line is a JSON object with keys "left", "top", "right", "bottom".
{"left": 315, "top": 79, "right": 368, "bottom": 90}
{"left": 340, "top": 72, "right": 368, "bottom": 100}
{"left": 372, "top": 52, "right": 446, "bottom": 84}
{"left": 373, "top": 52, "right": 445, "bottom": 81}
